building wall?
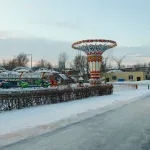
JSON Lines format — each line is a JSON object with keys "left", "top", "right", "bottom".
{"left": 103, "top": 71, "right": 146, "bottom": 82}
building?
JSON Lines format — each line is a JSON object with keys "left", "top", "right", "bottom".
{"left": 103, "top": 70, "right": 147, "bottom": 82}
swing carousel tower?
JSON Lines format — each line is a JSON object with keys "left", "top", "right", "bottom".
{"left": 72, "top": 39, "right": 117, "bottom": 85}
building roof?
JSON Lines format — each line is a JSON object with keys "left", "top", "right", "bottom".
{"left": 59, "top": 74, "right": 68, "bottom": 80}
{"left": 106, "top": 70, "right": 123, "bottom": 73}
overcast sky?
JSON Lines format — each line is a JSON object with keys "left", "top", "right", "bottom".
{"left": 0, "top": 0, "right": 150, "bottom": 67}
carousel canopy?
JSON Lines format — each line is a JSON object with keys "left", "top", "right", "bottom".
{"left": 72, "top": 39, "right": 117, "bottom": 55}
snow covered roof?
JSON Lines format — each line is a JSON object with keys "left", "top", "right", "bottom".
{"left": 78, "top": 77, "right": 84, "bottom": 81}
{"left": 71, "top": 77, "right": 77, "bottom": 80}
{"left": 12, "top": 67, "right": 31, "bottom": 72}
{"left": 59, "top": 74, "right": 68, "bottom": 80}
{"left": 0, "top": 66, "right": 7, "bottom": 72}
{"left": 9, "top": 71, "right": 20, "bottom": 75}
{"left": 52, "top": 70, "right": 59, "bottom": 74}
{"left": 16, "top": 69, "right": 29, "bottom": 73}
{"left": 44, "top": 72, "right": 53, "bottom": 76}
{"left": 0, "top": 72, "right": 9, "bottom": 75}
{"left": 106, "top": 70, "right": 123, "bottom": 73}
{"left": 35, "top": 68, "right": 52, "bottom": 73}
{"left": 25, "top": 67, "right": 59, "bottom": 75}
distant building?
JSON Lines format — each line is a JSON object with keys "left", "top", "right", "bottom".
{"left": 103, "top": 70, "right": 147, "bottom": 82}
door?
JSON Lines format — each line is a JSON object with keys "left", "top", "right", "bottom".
{"left": 137, "top": 77, "right": 141, "bottom": 81}
{"left": 106, "top": 78, "right": 109, "bottom": 82}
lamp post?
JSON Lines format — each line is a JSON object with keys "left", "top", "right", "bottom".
{"left": 26, "top": 54, "right": 32, "bottom": 69}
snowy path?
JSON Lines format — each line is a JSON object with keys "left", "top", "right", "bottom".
{"left": 2, "top": 96, "right": 150, "bottom": 150}
{"left": 0, "top": 86, "right": 150, "bottom": 146}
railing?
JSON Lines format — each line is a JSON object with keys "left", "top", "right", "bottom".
{"left": 113, "top": 84, "right": 137, "bottom": 92}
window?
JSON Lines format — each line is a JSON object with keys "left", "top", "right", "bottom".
{"left": 128, "top": 75, "right": 133, "bottom": 80}
{"left": 112, "top": 76, "right": 117, "bottom": 80}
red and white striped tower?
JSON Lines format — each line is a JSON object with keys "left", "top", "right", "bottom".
{"left": 72, "top": 39, "right": 117, "bottom": 85}
{"left": 88, "top": 55, "right": 102, "bottom": 85}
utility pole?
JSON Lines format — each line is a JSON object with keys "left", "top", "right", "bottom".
{"left": 26, "top": 54, "right": 32, "bottom": 69}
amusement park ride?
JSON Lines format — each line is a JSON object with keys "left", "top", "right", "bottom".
{"left": 72, "top": 39, "right": 117, "bottom": 85}
{"left": 0, "top": 39, "right": 117, "bottom": 88}
{"left": 0, "top": 69, "right": 58, "bottom": 89}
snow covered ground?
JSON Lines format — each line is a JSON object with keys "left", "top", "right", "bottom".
{"left": 109, "top": 80, "right": 150, "bottom": 85}
{"left": 0, "top": 82, "right": 150, "bottom": 146}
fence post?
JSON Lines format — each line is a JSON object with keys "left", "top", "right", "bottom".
{"left": 148, "top": 85, "right": 149, "bottom": 90}
{"left": 136, "top": 84, "right": 138, "bottom": 89}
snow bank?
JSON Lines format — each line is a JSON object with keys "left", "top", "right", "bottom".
{"left": 0, "top": 85, "right": 150, "bottom": 146}
{"left": 109, "top": 80, "right": 150, "bottom": 85}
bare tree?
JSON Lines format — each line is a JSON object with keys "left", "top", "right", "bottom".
{"left": 134, "top": 63, "right": 147, "bottom": 72}
{"left": 58, "top": 52, "right": 68, "bottom": 62}
{"left": 133, "top": 64, "right": 141, "bottom": 71}
{"left": 1, "top": 59, "right": 7, "bottom": 67}
{"left": 70, "top": 55, "right": 89, "bottom": 80}
{"left": 113, "top": 55, "right": 126, "bottom": 69}
{"left": 16, "top": 53, "right": 29, "bottom": 66}
{"left": 0, "top": 53, "right": 29, "bottom": 70}
{"left": 36, "top": 59, "right": 46, "bottom": 68}
{"left": 148, "top": 62, "right": 150, "bottom": 71}
{"left": 101, "top": 57, "right": 108, "bottom": 73}
{"left": 69, "top": 61, "right": 75, "bottom": 70}
{"left": 0, "top": 59, "right": 9, "bottom": 70}
{"left": 35, "top": 59, "right": 53, "bottom": 69}
{"left": 143, "top": 63, "right": 147, "bottom": 71}
{"left": 7, "top": 58, "right": 18, "bottom": 70}
{"left": 46, "top": 62, "right": 53, "bottom": 69}
{"left": 72, "top": 55, "right": 87, "bottom": 73}
{"left": 58, "top": 52, "right": 68, "bottom": 72}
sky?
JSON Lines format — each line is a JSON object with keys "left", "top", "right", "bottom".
{"left": 0, "top": 0, "right": 150, "bottom": 67}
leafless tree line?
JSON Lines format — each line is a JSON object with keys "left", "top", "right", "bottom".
{"left": 1, "top": 53, "right": 29, "bottom": 70}
{"left": 2, "top": 51, "right": 148, "bottom": 73}
{"left": 0, "top": 53, "right": 53, "bottom": 71}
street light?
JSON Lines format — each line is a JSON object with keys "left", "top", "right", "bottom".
{"left": 26, "top": 54, "right": 32, "bottom": 69}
